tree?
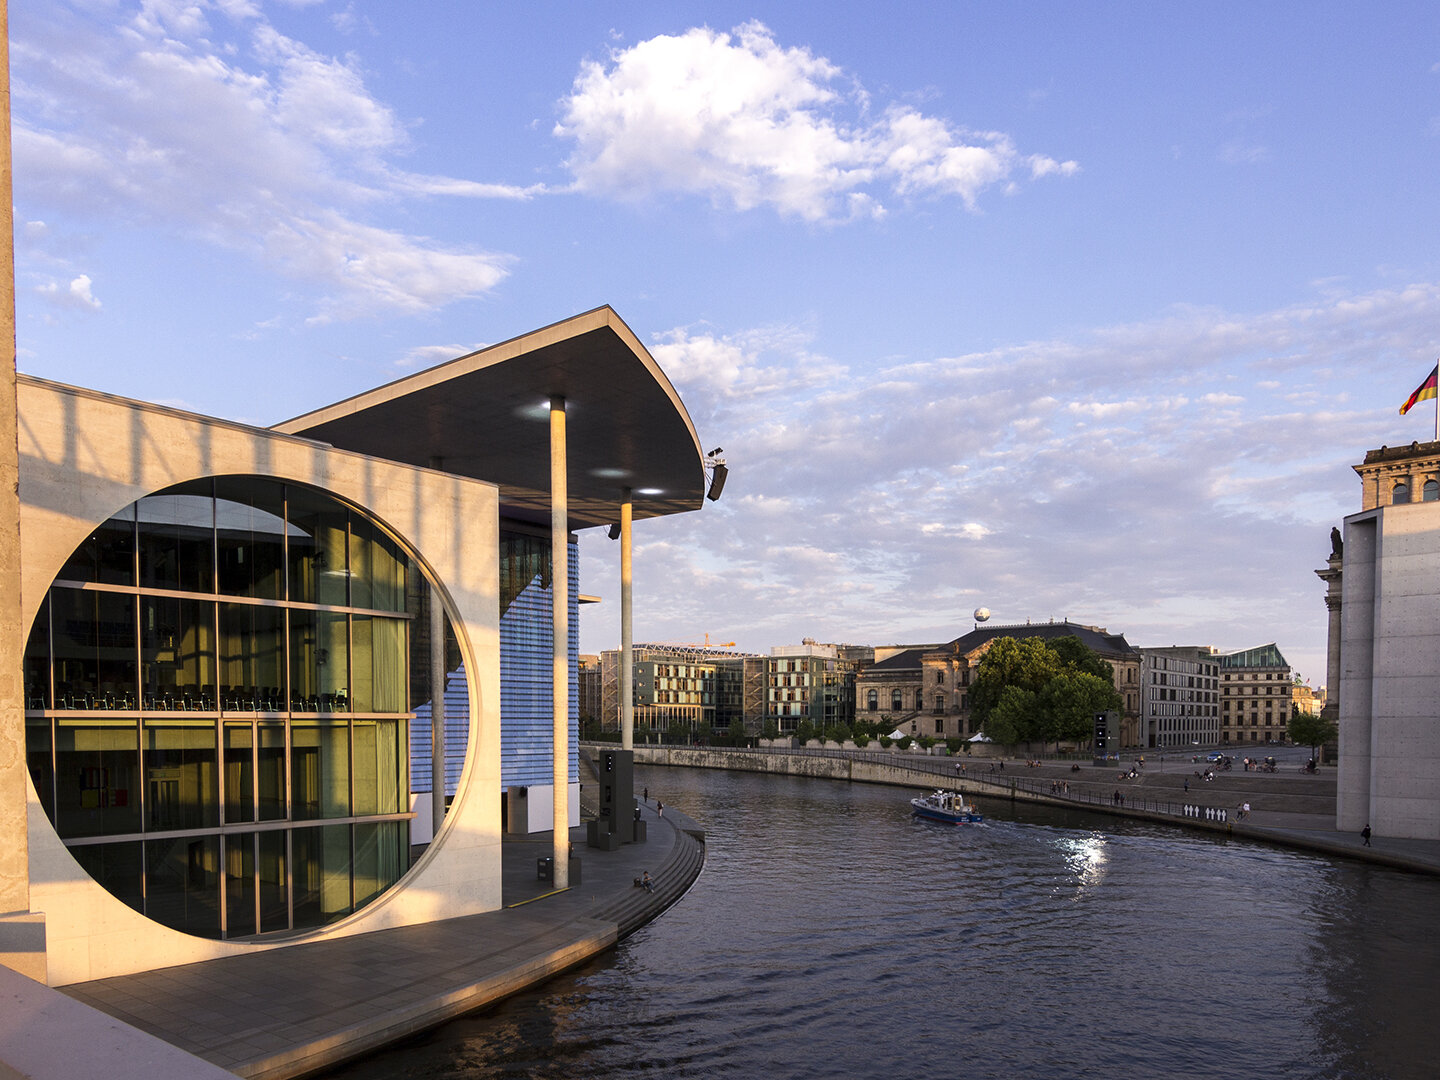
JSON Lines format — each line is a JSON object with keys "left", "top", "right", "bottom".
{"left": 1289, "top": 712, "right": 1337, "bottom": 759}
{"left": 969, "top": 637, "right": 1061, "bottom": 729}
{"left": 1049, "top": 635, "right": 1115, "bottom": 684}
{"left": 1039, "top": 670, "right": 1121, "bottom": 744}
{"left": 970, "top": 634, "right": 1121, "bottom": 750}
{"left": 761, "top": 720, "right": 780, "bottom": 741}
{"left": 795, "top": 719, "right": 816, "bottom": 745}
{"left": 983, "top": 684, "right": 1041, "bottom": 746}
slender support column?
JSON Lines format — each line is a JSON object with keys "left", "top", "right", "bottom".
{"left": 620, "top": 490, "right": 634, "bottom": 751}
{"left": 550, "top": 396, "right": 570, "bottom": 888}
{"left": 430, "top": 586, "right": 446, "bottom": 837}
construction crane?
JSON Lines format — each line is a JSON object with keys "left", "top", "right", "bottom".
{"left": 641, "top": 633, "right": 736, "bottom": 649}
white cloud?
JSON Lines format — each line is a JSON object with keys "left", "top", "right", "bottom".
{"left": 1220, "top": 140, "right": 1268, "bottom": 164}
{"left": 555, "top": 21, "right": 1077, "bottom": 221}
{"left": 36, "top": 274, "right": 101, "bottom": 311}
{"left": 397, "top": 342, "right": 489, "bottom": 370}
{"left": 11, "top": 1, "right": 522, "bottom": 319}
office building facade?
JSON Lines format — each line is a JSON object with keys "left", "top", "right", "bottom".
{"left": 1137, "top": 646, "right": 1221, "bottom": 749}
{"left": 1218, "top": 644, "right": 1292, "bottom": 745}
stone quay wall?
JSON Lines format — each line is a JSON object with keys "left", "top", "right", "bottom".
{"left": 618, "top": 744, "right": 1244, "bottom": 837}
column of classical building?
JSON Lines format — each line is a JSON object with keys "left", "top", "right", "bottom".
{"left": 1315, "top": 530, "right": 1342, "bottom": 730}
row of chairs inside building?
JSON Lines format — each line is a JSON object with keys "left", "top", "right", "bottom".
{"left": 34, "top": 684, "right": 351, "bottom": 714}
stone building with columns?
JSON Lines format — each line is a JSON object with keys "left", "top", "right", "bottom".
{"left": 1320, "top": 438, "right": 1440, "bottom": 840}
{"left": 855, "top": 620, "right": 1140, "bottom": 744}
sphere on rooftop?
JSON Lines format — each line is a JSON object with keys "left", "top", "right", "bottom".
{"left": 974, "top": 607, "right": 991, "bottom": 622}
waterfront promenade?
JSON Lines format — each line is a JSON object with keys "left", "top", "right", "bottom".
{"left": 0, "top": 800, "right": 701, "bottom": 1080}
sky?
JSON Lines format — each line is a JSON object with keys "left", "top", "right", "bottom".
{"left": 12, "top": 1, "right": 1440, "bottom": 687}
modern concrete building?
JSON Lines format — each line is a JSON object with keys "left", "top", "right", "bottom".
{"left": 1324, "top": 439, "right": 1440, "bottom": 840}
{"left": 597, "top": 644, "right": 758, "bottom": 739}
{"left": 1218, "top": 644, "right": 1292, "bottom": 746}
{"left": 1137, "top": 646, "right": 1221, "bottom": 749}
{"left": 766, "top": 641, "right": 858, "bottom": 734}
{"left": 2, "top": 306, "right": 713, "bottom": 985}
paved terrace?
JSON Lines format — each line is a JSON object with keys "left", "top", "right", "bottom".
{"left": 1, "top": 801, "right": 702, "bottom": 1080}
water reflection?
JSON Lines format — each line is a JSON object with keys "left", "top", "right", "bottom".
{"left": 328, "top": 767, "right": 1437, "bottom": 1080}
{"left": 1056, "top": 832, "right": 1108, "bottom": 898}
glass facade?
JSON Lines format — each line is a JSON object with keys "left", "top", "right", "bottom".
{"left": 25, "top": 478, "right": 417, "bottom": 940}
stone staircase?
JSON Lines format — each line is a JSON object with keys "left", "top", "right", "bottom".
{"left": 588, "top": 811, "right": 706, "bottom": 938}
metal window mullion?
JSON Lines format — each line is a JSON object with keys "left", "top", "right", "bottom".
{"left": 281, "top": 484, "right": 291, "bottom": 604}
{"left": 44, "top": 594, "right": 58, "bottom": 818}
{"left": 347, "top": 612, "right": 356, "bottom": 822}
{"left": 252, "top": 831, "right": 261, "bottom": 939}
{"left": 285, "top": 827, "right": 294, "bottom": 932}
{"left": 219, "top": 833, "right": 229, "bottom": 939}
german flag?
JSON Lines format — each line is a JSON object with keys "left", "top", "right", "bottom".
{"left": 1399, "top": 363, "right": 1438, "bottom": 415}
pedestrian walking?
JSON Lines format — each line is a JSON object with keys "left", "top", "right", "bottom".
{"left": 643, "top": 787, "right": 648, "bottom": 803}
{"left": 1362, "top": 824, "right": 1372, "bottom": 847}
{"left": 657, "top": 800, "right": 664, "bottom": 818}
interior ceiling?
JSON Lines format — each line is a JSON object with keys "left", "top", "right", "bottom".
{"left": 272, "top": 308, "right": 708, "bottom": 531}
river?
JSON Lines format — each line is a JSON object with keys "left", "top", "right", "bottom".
{"left": 329, "top": 765, "right": 1437, "bottom": 1080}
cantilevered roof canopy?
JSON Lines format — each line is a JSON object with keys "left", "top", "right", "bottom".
{"left": 273, "top": 307, "right": 707, "bottom": 531}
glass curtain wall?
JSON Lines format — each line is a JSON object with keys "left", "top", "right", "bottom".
{"left": 24, "top": 477, "right": 421, "bottom": 941}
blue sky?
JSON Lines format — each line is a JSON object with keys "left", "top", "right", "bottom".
{"left": 13, "top": 1, "right": 1440, "bottom": 685}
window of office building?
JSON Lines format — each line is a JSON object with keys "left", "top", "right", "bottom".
{"left": 24, "top": 478, "right": 427, "bottom": 941}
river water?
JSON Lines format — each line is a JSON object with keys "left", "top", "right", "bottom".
{"left": 330, "top": 766, "right": 1437, "bottom": 1080}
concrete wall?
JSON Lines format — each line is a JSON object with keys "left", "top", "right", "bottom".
{"left": 15, "top": 378, "right": 505, "bottom": 984}
{"left": 1339, "top": 503, "right": 1440, "bottom": 839}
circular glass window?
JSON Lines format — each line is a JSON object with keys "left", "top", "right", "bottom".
{"left": 24, "top": 477, "right": 435, "bottom": 939}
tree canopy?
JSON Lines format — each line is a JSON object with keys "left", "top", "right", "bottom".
{"left": 1288, "top": 711, "right": 1337, "bottom": 756}
{"left": 970, "top": 635, "right": 1121, "bottom": 747}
